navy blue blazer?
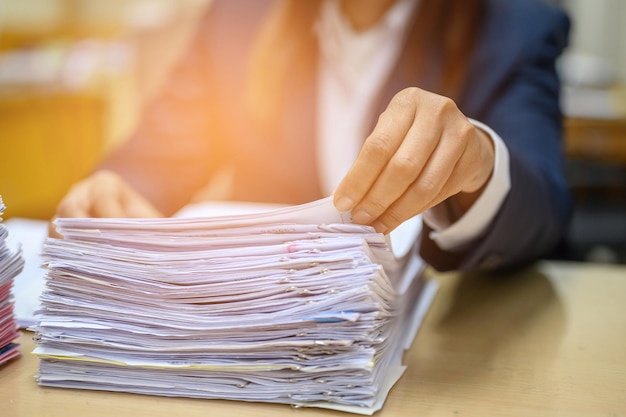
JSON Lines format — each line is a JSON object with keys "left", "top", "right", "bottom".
{"left": 101, "top": 0, "right": 572, "bottom": 271}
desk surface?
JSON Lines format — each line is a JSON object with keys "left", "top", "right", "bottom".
{"left": 2, "top": 261, "right": 626, "bottom": 417}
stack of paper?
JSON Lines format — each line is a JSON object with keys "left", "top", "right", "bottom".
{"left": 33, "top": 197, "right": 436, "bottom": 414}
{"left": 0, "top": 196, "right": 25, "bottom": 365}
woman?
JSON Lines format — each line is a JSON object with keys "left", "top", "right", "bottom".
{"left": 53, "top": 0, "right": 572, "bottom": 271}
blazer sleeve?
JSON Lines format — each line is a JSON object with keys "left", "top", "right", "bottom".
{"left": 420, "top": 2, "right": 572, "bottom": 271}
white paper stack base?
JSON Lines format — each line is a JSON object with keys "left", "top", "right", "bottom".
{"left": 34, "top": 197, "right": 436, "bottom": 414}
{"left": 0, "top": 196, "right": 25, "bottom": 365}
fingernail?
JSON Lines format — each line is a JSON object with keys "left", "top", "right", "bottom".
{"left": 352, "top": 209, "right": 374, "bottom": 225}
{"left": 335, "top": 196, "right": 355, "bottom": 212}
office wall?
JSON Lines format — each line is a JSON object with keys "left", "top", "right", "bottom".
{"left": 561, "top": 0, "right": 626, "bottom": 86}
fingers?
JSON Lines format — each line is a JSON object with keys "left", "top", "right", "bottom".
{"left": 92, "top": 182, "right": 131, "bottom": 218}
{"left": 374, "top": 123, "right": 493, "bottom": 233}
{"left": 120, "top": 186, "right": 164, "bottom": 218}
{"left": 370, "top": 124, "right": 468, "bottom": 233}
{"left": 50, "top": 170, "right": 163, "bottom": 238}
{"left": 55, "top": 181, "right": 97, "bottom": 218}
{"left": 373, "top": 143, "right": 471, "bottom": 233}
{"left": 334, "top": 86, "right": 495, "bottom": 234}
{"left": 349, "top": 99, "right": 446, "bottom": 225}
{"left": 334, "top": 88, "right": 420, "bottom": 212}
{"left": 54, "top": 170, "right": 163, "bottom": 220}
{"left": 55, "top": 171, "right": 118, "bottom": 218}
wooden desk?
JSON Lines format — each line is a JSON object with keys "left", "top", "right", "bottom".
{"left": 2, "top": 261, "right": 625, "bottom": 416}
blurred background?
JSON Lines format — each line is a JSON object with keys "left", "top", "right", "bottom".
{"left": 0, "top": 0, "right": 624, "bottom": 263}
{"left": 0, "top": 0, "right": 209, "bottom": 220}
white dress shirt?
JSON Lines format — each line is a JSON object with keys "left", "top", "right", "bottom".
{"left": 315, "top": 0, "right": 511, "bottom": 250}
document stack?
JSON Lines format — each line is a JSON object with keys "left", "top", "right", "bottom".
{"left": 33, "top": 198, "right": 436, "bottom": 414}
{"left": 0, "top": 196, "right": 25, "bottom": 365}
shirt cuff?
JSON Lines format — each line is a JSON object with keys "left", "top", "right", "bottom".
{"left": 422, "top": 119, "right": 511, "bottom": 251}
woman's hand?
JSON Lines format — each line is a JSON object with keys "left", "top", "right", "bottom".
{"left": 333, "top": 87, "right": 495, "bottom": 234}
{"left": 49, "top": 170, "right": 163, "bottom": 237}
